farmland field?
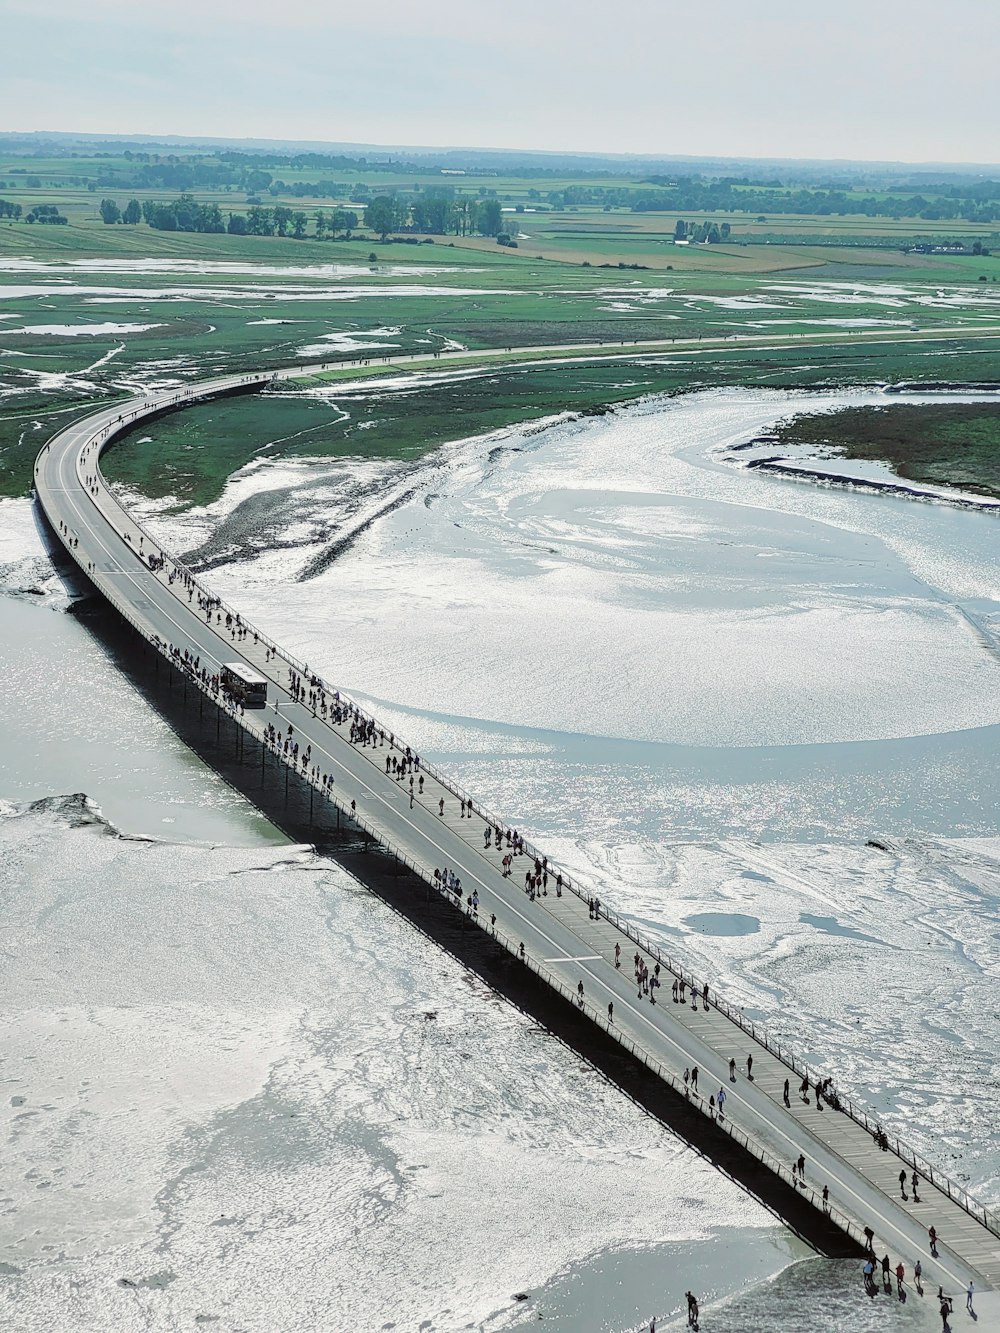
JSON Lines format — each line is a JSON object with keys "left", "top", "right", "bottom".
{"left": 2, "top": 143, "right": 999, "bottom": 505}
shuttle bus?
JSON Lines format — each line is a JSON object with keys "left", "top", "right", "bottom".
{"left": 221, "top": 661, "right": 268, "bottom": 708}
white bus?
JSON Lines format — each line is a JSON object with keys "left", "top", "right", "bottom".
{"left": 221, "top": 661, "right": 268, "bottom": 707}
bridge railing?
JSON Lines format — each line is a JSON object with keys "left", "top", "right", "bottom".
{"left": 72, "top": 382, "right": 1000, "bottom": 1246}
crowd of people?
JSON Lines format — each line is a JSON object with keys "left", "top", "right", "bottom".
{"left": 54, "top": 331, "right": 985, "bottom": 1333}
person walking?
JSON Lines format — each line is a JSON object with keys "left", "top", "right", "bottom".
{"left": 691, "top": 1066, "right": 699, "bottom": 1092}
{"left": 746, "top": 1053, "right": 753, "bottom": 1080}
{"left": 928, "top": 1225, "right": 938, "bottom": 1256}
{"left": 608, "top": 1002, "right": 614, "bottom": 1024}
{"left": 899, "top": 1168, "right": 908, "bottom": 1200}
{"left": 881, "top": 1254, "right": 891, "bottom": 1290}
{"left": 822, "top": 1184, "right": 829, "bottom": 1212}
{"left": 895, "top": 1262, "right": 905, "bottom": 1297}
{"left": 729, "top": 1057, "right": 736, "bottom": 1082}
{"left": 783, "top": 1078, "right": 791, "bottom": 1108}
{"left": 912, "top": 1170, "right": 921, "bottom": 1201}
{"left": 966, "top": 1281, "right": 975, "bottom": 1312}
{"left": 913, "top": 1259, "right": 922, "bottom": 1292}
{"left": 717, "top": 1086, "right": 726, "bottom": 1119}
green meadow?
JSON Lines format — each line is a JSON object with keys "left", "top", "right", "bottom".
{"left": 100, "top": 336, "right": 1000, "bottom": 512}
{"left": 769, "top": 401, "right": 1000, "bottom": 500}
{"left": 2, "top": 145, "right": 999, "bottom": 503}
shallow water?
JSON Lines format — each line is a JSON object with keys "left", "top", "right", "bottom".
{"left": 137, "top": 385, "right": 1000, "bottom": 1201}
{"left": 0, "top": 594, "right": 277, "bottom": 844}
{"left": 3, "top": 382, "right": 994, "bottom": 1331}
{"left": 184, "top": 386, "right": 1000, "bottom": 838}
{"left": 0, "top": 794, "right": 801, "bottom": 1333}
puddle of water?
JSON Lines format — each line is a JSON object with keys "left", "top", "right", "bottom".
{"left": 683, "top": 913, "right": 762, "bottom": 937}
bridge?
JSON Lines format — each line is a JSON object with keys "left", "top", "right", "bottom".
{"left": 34, "top": 348, "right": 1000, "bottom": 1317}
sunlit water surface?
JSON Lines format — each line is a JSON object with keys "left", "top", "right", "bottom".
{"left": 3, "top": 384, "right": 993, "bottom": 1331}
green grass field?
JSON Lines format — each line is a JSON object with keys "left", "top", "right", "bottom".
{"left": 96, "top": 336, "right": 1000, "bottom": 512}
{"left": 2, "top": 169, "right": 998, "bottom": 275}
{"left": 2, "top": 149, "right": 999, "bottom": 505}
{"left": 769, "top": 402, "right": 1000, "bottom": 499}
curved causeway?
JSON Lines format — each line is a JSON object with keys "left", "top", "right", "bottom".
{"left": 33, "top": 357, "right": 1000, "bottom": 1310}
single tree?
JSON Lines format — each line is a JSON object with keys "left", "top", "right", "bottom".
{"left": 122, "top": 198, "right": 142, "bottom": 225}
{"left": 364, "top": 196, "right": 403, "bottom": 240}
{"left": 246, "top": 206, "right": 274, "bottom": 237}
{"left": 475, "top": 198, "right": 503, "bottom": 237}
{"left": 99, "top": 198, "right": 121, "bottom": 225}
{"left": 331, "top": 208, "right": 358, "bottom": 238}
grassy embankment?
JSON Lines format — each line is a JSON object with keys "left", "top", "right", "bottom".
{"left": 769, "top": 403, "right": 1000, "bottom": 500}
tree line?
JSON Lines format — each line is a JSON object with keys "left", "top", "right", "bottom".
{"left": 674, "top": 219, "right": 732, "bottom": 243}
{"left": 0, "top": 199, "right": 66, "bottom": 224}
{"left": 95, "top": 194, "right": 361, "bottom": 239}
{"left": 363, "top": 195, "right": 503, "bottom": 238}
{"left": 630, "top": 180, "right": 1000, "bottom": 224}
{"left": 89, "top": 148, "right": 409, "bottom": 195}
{"left": 519, "top": 177, "right": 1000, "bottom": 224}
{"left": 94, "top": 192, "right": 501, "bottom": 241}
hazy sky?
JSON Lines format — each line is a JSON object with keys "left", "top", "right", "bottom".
{"left": 4, "top": 0, "right": 998, "bottom": 164}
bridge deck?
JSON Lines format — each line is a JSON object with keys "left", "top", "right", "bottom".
{"left": 33, "top": 365, "right": 1000, "bottom": 1312}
